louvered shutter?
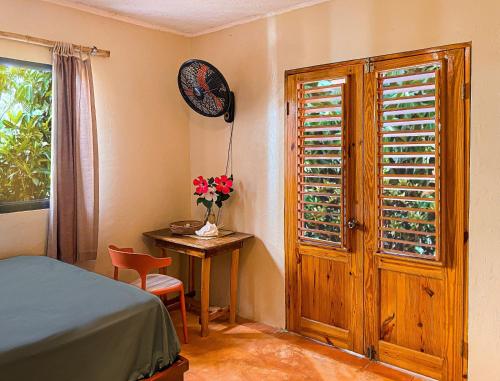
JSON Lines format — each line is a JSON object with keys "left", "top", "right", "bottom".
{"left": 376, "top": 63, "right": 441, "bottom": 259}
{"left": 296, "top": 78, "right": 348, "bottom": 248}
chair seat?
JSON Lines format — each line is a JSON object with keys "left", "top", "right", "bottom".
{"left": 131, "top": 273, "right": 182, "bottom": 293}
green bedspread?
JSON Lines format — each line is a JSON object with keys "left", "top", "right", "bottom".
{"left": 0, "top": 256, "right": 180, "bottom": 381}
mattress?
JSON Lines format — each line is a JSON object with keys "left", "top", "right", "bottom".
{"left": 0, "top": 255, "right": 180, "bottom": 381}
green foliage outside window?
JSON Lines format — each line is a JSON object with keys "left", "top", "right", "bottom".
{"left": 0, "top": 60, "right": 52, "bottom": 203}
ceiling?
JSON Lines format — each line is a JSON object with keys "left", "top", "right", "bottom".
{"left": 42, "top": 0, "right": 330, "bottom": 36}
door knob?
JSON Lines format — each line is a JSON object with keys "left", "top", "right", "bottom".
{"left": 347, "top": 218, "right": 359, "bottom": 230}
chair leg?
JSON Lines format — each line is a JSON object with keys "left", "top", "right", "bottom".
{"left": 179, "top": 284, "right": 188, "bottom": 344}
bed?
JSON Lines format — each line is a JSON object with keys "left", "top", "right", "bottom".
{"left": 0, "top": 255, "right": 189, "bottom": 381}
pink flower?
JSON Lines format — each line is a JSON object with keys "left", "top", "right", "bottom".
{"left": 204, "top": 187, "right": 218, "bottom": 202}
{"left": 215, "top": 175, "right": 233, "bottom": 194}
{"left": 193, "top": 176, "right": 208, "bottom": 194}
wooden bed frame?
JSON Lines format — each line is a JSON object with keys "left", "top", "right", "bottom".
{"left": 146, "top": 356, "right": 189, "bottom": 381}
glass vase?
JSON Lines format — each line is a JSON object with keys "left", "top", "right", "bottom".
{"left": 204, "top": 208, "right": 216, "bottom": 224}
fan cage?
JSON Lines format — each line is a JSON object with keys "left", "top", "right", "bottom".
{"left": 178, "top": 59, "right": 231, "bottom": 118}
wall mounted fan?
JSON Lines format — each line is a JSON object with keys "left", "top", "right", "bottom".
{"left": 177, "top": 59, "right": 235, "bottom": 123}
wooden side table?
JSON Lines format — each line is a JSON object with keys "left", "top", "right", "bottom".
{"left": 143, "top": 228, "right": 253, "bottom": 337}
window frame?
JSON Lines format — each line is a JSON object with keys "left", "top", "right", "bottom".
{"left": 295, "top": 77, "right": 348, "bottom": 248}
{"left": 374, "top": 59, "right": 443, "bottom": 261}
{"left": 0, "top": 199, "right": 50, "bottom": 214}
{"left": 0, "top": 57, "right": 52, "bottom": 214}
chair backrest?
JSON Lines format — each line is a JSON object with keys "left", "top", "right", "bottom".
{"left": 108, "top": 245, "right": 172, "bottom": 290}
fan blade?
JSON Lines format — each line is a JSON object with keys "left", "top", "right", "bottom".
{"left": 197, "top": 64, "right": 209, "bottom": 91}
{"left": 208, "top": 92, "right": 223, "bottom": 110}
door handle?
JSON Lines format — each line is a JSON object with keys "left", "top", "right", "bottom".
{"left": 347, "top": 218, "right": 359, "bottom": 230}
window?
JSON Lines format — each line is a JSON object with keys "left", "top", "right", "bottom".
{"left": 297, "top": 78, "right": 347, "bottom": 247}
{"left": 0, "top": 58, "right": 52, "bottom": 213}
{"left": 376, "top": 62, "right": 441, "bottom": 258}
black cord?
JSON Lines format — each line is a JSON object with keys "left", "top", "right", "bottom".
{"left": 225, "top": 120, "right": 234, "bottom": 176}
{"left": 218, "top": 120, "right": 235, "bottom": 226}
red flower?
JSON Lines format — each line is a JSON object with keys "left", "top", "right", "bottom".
{"left": 193, "top": 176, "right": 208, "bottom": 194}
{"left": 215, "top": 175, "right": 233, "bottom": 194}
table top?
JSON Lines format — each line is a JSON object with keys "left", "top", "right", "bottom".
{"left": 143, "top": 228, "right": 254, "bottom": 251}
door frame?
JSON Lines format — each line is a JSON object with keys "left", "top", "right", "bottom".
{"left": 284, "top": 42, "right": 470, "bottom": 379}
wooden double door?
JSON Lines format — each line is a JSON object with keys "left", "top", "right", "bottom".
{"left": 285, "top": 44, "right": 469, "bottom": 380}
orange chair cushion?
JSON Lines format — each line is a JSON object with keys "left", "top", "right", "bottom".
{"left": 131, "top": 274, "right": 182, "bottom": 294}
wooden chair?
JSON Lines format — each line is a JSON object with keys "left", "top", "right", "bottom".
{"left": 108, "top": 245, "right": 188, "bottom": 344}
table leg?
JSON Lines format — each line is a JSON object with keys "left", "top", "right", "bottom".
{"left": 188, "top": 256, "right": 195, "bottom": 294}
{"left": 200, "top": 256, "right": 211, "bottom": 337}
{"left": 159, "top": 248, "right": 167, "bottom": 275}
{"left": 229, "top": 248, "right": 240, "bottom": 324}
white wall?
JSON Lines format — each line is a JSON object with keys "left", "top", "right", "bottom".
{"left": 0, "top": 0, "right": 192, "bottom": 279}
{"left": 187, "top": 1, "right": 500, "bottom": 379}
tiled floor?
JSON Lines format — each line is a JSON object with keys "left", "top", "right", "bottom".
{"left": 169, "top": 311, "right": 423, "bottom": 381}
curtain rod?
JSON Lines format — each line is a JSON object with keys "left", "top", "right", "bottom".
{"left": 0, "top": 30, "right": 111, "bottom": 58}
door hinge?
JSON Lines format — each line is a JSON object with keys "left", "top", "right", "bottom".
{"left": 296, "top": 249, "right": 302, "bottom": 264}
{"left": 461, "top": 83, "right": 470, "bottom": 100}
{"left": 461, "top": 340, "right": 468, "bottom": 357}
{"left": 464, "top": 231, "right": 469, "bottom": 244}
{"left": 286, "top": 101, "right": 290, "bottom": 115}
{"left": 367, "top": 345, "right": 377, "bottom": 361}
{"left": 364, "top": 61, "right": 374, "bottom": 73}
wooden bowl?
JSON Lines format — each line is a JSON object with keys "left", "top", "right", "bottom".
{"left": 170, "top": 220, "right": 204, "bottom": 235}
